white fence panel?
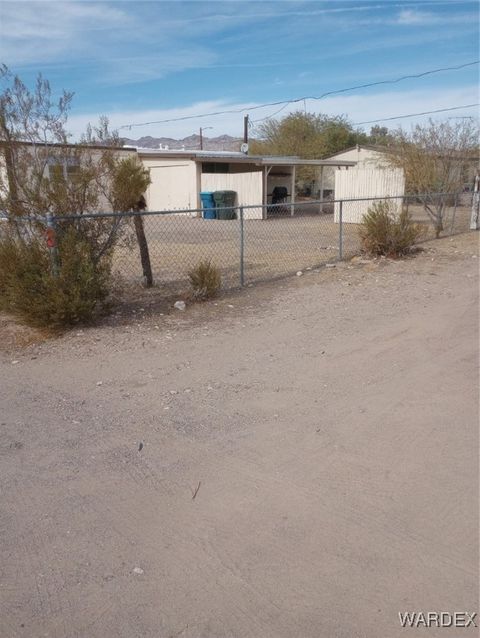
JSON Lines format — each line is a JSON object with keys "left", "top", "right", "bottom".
{"left": 334, "top": 169, "right": 405, "bottom": 223}
{"left": 201, "top": 172, "right": 263, "bottom": 219}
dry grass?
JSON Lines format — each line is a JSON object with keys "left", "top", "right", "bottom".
{"left": 188, "top": 260, "right": 221, "bottom": 300}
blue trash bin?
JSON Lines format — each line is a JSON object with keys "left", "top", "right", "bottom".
{"left": 200, "top": 192, "right": 216, "bottom": 219}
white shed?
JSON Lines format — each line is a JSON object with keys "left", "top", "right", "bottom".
{"left": 323, "top": 145, "right": 406, "bottom": 223}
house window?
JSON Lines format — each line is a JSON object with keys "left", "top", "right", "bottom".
{"left": 47, "top": 157, "right": 81, "bottom": 181}
{"left": 48, "top": 162, "right": 65, "bottom": 181}
{"left": 202, "top": 162, "right": 229, "bottom": 174}
{"left": 66, "top": 163, "right": 81, "bottom": 182}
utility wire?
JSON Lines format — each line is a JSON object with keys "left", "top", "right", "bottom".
{"left": 118, "top": 60, "right": 479, "bottom": 130}
{"left": 253, "top": 61, "right": 480, "bottom": 124}
{"left": 353, "top": 103, "right": 479, "bottom": 125}
{"left": 253, "top": 102, "right": 291, "bottom": 123}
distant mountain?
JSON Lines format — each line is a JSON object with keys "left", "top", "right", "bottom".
{"left": 120, "top": 134, "right": 243, "bottom": 152}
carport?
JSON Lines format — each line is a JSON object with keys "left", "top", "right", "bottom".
{"left": 259, "top": 157, "right": 356, "bottom": 217}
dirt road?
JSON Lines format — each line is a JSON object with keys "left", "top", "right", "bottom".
{"left": 1, "top": 234, "right": 478, "bottom": 638}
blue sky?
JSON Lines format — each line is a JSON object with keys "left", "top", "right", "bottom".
{"left": 0, "top": 0, "right": 478, "bottom": 139}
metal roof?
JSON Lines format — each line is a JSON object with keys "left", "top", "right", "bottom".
{"left": 323, "top": 144, "right": 391, "bottom": 159}
{"left": 135, "top": 148, "right": 355, "bottom": 166}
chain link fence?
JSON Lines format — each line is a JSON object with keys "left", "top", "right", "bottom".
{"left": 3, "top": 192, "right": 475, "bottom": 297}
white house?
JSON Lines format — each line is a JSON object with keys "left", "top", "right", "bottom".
{"left": 0, "top": 141, "right": 355, "bottom": 220}
{"left": 137, "top": 149, "right": 355, "bottom": 219}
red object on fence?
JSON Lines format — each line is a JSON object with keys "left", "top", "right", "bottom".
{"left": 45, "top": 227, "right": 56, "bottom": 248}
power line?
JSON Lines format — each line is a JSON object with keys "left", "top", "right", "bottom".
{"left": 253, "top": 102, "right": 291, "bottom": 123}
{"left": 117, "top": 60, "right": 479, "bottom": 130}
{"left": 353, "top": 103, "right": 479, "bottom": 126}
{"left": 253, "top": 61, "right": 480, "bottom": 124}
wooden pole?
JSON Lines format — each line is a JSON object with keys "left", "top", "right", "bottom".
{"left": 243, "top": 115, "right": 249, "bottom": 144}
{"left": 133, "top": 215, "right": 153, "bottom": 287}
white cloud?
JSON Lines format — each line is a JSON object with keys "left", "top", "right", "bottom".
{"left": 394, "top": 8, "right": 475, "bottom": 26}
{"left": 2, "top": 1, "right": 476, "bottom": 87}
{"left": 0, "top": 0, "right": 218, "bottom": 80}
{"left": 95, "top": 50, "right": 218, "bottom": 85}
{"left": 0, "top": 1, "right": 131, "bottom": 65}
{"left": 396, "top": 9, "right": 432, "bottom": 25}
{"left": 65, "top": 85, "right": 479, "bottom": 140}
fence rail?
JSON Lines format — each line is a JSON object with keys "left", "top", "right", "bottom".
{"left": 2, "top": 192, "right": 476, "bottom": 296}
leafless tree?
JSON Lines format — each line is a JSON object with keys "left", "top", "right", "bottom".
{"left": 387, "top": 119, "right": 479, "bottom": 237}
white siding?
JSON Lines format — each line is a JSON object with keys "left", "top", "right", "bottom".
{"left": 142, "top": 158, "right": 198, "bottom": 211}
{"left": 334, "top": 168, "right": 405, "bottom": 223}
{"left": 201, "top": 171, "right": 263, "bottom": 219}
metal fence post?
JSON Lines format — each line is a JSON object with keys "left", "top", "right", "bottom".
{"left": 449, "top": 192, "right": 458, "bottom": 235}
{"left": 338, "top": 199, "right": 343, "bottom": 261}
{"left": 470, "top": 189, "right": 480, "bottom": 230}
{"left": 239, "top": 206, "right": 245, "bottom": 286}
{"left": 46, "top": 213, "right": 59, "bottom": 276}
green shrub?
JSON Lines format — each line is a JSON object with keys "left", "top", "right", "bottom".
{"left": 188, "top": 260, "right": 221, "bottom": 300}
{"left": 0, "top": 225, "right": 112, "bottom": 329}
{"left": 359, "top": 200, "right": 426, "bottom": 258}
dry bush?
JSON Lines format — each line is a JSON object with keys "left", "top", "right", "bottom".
{"left": 359, "top": 200, "right": 426, "bottom": 258}
{"left": 188, "top": 260, "right": 221, "bottom": 300}
{"left": 0, "top": 225, "right": 111, "bottom": 329}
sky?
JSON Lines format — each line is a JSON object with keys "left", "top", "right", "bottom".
{"left": 0, "top": 0, "right": 478, "bottom": 141}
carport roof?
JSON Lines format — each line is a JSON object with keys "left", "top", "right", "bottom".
{"left": 135, "top": 148, "right": 355, "bottom": 167}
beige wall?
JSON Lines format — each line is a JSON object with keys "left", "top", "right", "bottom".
{"left": 0, "top": 144, "right": 138, "bottom": 214}
{"left": 142, "top": 158, "right": 198, "bottom": 211}
{"left": 140, "top": 157, "right": 265, "bottom": 217}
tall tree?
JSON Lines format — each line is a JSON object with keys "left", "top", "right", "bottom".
{"left": 250, "top": 111, "right": 366, "bottom": 158}
{"left": 369, "top": 125, "right": 395, "bottom": 146}
{"left": 250, "top": 111, "right": 367, "bottom": 185}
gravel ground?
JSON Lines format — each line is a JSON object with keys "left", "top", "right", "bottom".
{"left": 0, "top": 232, "right": 478, "bottom": 638}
